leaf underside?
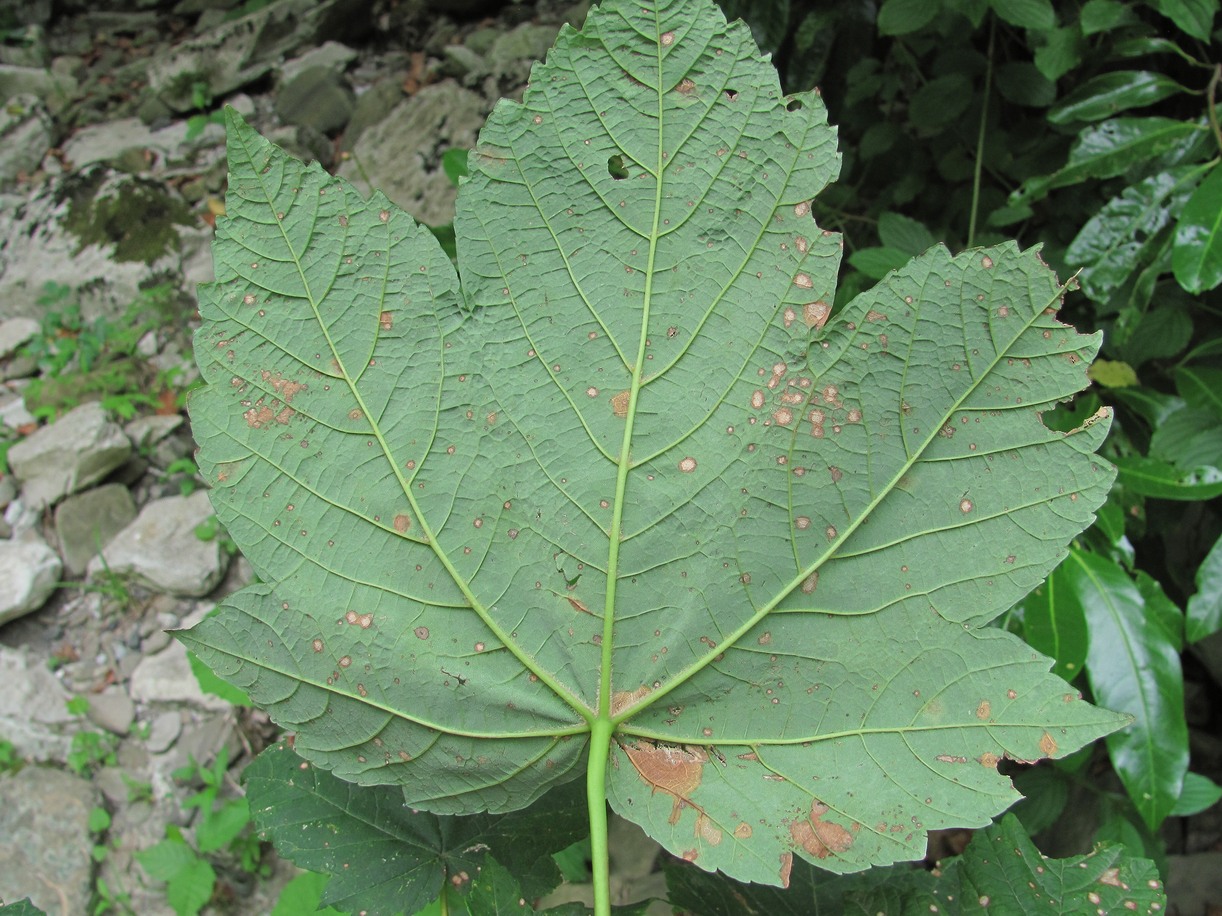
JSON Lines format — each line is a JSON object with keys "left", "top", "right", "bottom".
{"left": 183, "top": 0, "right": 1125, "bottom": 886}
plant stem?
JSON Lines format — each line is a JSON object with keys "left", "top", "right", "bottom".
{"left": 1207, "top": 63, "right": 1222, "bottom": 155}
{"left": 968, "top": 17, "right": 995, "bottom": 249}
{"left": 438, "top": 879, "right": 450, "bottom": 916}
{"left": 587, "top": 716, "right": 614, "bottom": 916}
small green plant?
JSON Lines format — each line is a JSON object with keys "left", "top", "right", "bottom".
{"left": 20, "top": 283, "right": 179, "bottom": 420}
{"left": 184, "top": 82, "right": 226, "bottom": 143}
{"left": 135, "top": 749, "right": 266, "bottom": 916}
{"left": 64, "top": 697, "right": 120, "bottom": 776}
{"left": 165, "top": 457, "right": 203, "bottom": 496}
{"left": 0, "top": 737, "right": 22, "bottom": 774}
{"left": 192, "top": 514, "right": 237, "bottom": 556}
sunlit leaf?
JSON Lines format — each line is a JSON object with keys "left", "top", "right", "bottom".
{"left": 1186, "top": 534, "right": 1222, "bottom": 642}
{"left": 1013, "top": 118, "right": 1205, "bottom": 204}
{"left": 1048, "top": 71, "right": 1190, "bottom": 124}
{"left": 1170, "top": 771, "right": 1222, "bottom": 816}
{"left": 1066, "top": 548, "right": 1188, "bottom": 829}
{"left": 1172, "top": 162, "right": 1222, "bottom": 293}
{"left": 1149, "top": 0, "right": 1218, "bottom": 39}
{"left": 1114, "top": 456, "right": 1222, "bottom": 500}
{"left": 181, "top": 0, "right": 1124, "bottom": 887}
{"left": 1015, "top": 565, "right": 1089, "bottom": 682}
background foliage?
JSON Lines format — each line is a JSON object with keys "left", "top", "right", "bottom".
{"left": 715, "top": 0, "right": 1222, "bottom": 877}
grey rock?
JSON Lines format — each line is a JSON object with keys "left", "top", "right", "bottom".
{"left": 0, "top": 94, "right": 53, "bottom": 188}
{"left": 85, "top": 687, "right": 135, "bottom": 736}
{"left": 90, "top": 490, "right": 227, "bottom": 597}
{"left": 54, "top": 483, "right": 138, "bottom": 576}
{"left": 0, "top": 535, "right": 62, "bottom": 625}
{"left": 489, "top": 23, "right": 560, "bottom": 82}
{"left": 0, "top": 473, "right": 15, "bottom": 509}
{"left": 7, "top": 402, "right": 132, "bottom": 509}
{"left": 339, "top": 81, "right": 485, "bottom": 226}
{"left": 0, "top": 385, "right": 35, "bottom": 432}
{"left": 145, "top": 710, "right": 183, "bottom": 753}
{"left": 0, "top": 645, "right": 75, "bottom": 761}
{"left": 141, "top": 627, "right": 172, "bottom": 655}
{"left": 276, "top": 66, "right": 356, "bottom": 134}
{"left": 0, "top": 316, "right": 38, "bottom": 380}
{"left": 129, "top": 605, "right": 229, "bottom": 711}
{"left": 343, "top": 76, "right": 404, "bottom": 146}
{"left": 0, "top": 766, "right": 98, "bottom": 916}
{"left": 280, "top": 40, "right": 359, "bottom": 83}
{"left": 146, "top": 0, "right": 370, "bottom": 113}
{"left": 124, "top": 413, "right": 184, "bottom": 451}
{"left": 0, "top": 167, "right": 194, "bottom": 322}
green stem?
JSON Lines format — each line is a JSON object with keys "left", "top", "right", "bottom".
{"left": 967, "top": 17, "right": 995, "bottom": 248}
{"left": 438, "top": 878, "right": 451, "bottom": 916}
{"left": 587, "top": 717, "right": 614, "bottom": 916}
{"left": 1207, "top": 63, "right": 1222, "bottom": 155}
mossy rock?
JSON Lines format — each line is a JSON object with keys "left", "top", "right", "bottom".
{"left": 56, "top": 166, "right": 195, "bottom": 265}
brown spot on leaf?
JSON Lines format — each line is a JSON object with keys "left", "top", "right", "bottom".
{"left": 678, "top": 456, "right": 697, "bottom": 473}
{"left": 865, "top": 309, "right": 887, "bottom": 322}
{"left": 793, "top": 273, "right": 813, "bottom": 289}
{"left": 611, "top": 390, "right": 631, "bottom": 418}
{"left": 734, "top": 822, "right": 753, "bottom": 839}
{"left": 788, "top": 801, "right": 853, "bottom": 859}
{"left": 696, "top": 814, "right": 722, "bottom": 845}
{"left": 611, "top": 686, "right": 652, "bottom": 716}
{"left": 801, "top": 572, "right": 818, "bottom": 594}
{"left": 976, "top": 699, "right": 991, "bottom": 720}
{"left": 660, "top": 30, "right": 675, "bottom": 45}
{"left": 379, "top": 311, "right": 393, "bottom": 330}
{"left": 260, "top": 371, "right": 306, "bottom": 402}
{"left": 1039, "top": 732, "right": 1057, "bottom": 757}
{"left": 393, "top": 514, "right": 411, "bottom": 533}
{"left": 979, "top": 752, "right": 1000, "bottom": 768}
{"left": 622, "top": 740, "right": 706, "bottom": 825}
{"left": 677, "top": 78, "right": 696, "bottom": 94}
{"left": 779, "top": 851, "right": 793, "bottom": 887}
{"left": 243, "top": 405, "right": 276, "bottom": 428}
{"left": 804, "top": 301, "right": 830, "bottom": 328}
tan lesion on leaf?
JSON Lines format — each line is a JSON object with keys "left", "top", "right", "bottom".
{"left": 787, "top": 800, "right": 854, "bottom": 859}
{"left": 610, "top": 685, "right": 651, "bottom": 716}
{"left": 611, "top": 390, "right": 631, "bottom": 418}
{"left": 621, "top": 739, "right": 708, "bottom": 827}
{"left": 259, "top": 370, "right": 307, "bottom": 402}
{"left": 1039, "top": 731, "right": 1058, "bottom": 757}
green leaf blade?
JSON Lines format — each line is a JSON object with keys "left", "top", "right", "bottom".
{"left": 1068, "top": 548, "right": 1189, "bottom": 829}
{"left": 185, "top": 109, "right": 588, "bottom": 810}
{"left": 1173, "top": 162, "right": 1222, "bottom": 293}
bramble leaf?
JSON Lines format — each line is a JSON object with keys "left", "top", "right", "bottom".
{"left": 182, "top": 0, "right": 1125, "bottom": 887}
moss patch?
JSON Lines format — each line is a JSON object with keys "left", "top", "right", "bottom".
{"left": 58, "top": 168, "right": 195, "bottom": 265}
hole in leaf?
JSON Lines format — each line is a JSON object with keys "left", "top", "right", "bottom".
{"left": 786, "top": 98, "right": 802, "bottom": 111}
{"left": 724, "top": 88, "right": 739, "bottom": 101}
{"left": 608, "top": 155, "right": 629, "bottom": 180}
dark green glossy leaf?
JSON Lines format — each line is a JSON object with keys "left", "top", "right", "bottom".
{"left": 1113, "top": 35, "right": 1208, "bottom": 63}
{"left": 1170, "top": 771, "right": 1222, "bottom": 816}
{"left": 1115, "top": 456, "right": 1222, "bottom": 500}
{"left": 1014, "top": 118, "right": 1204, "bottom": 203}
{"left": 990, "top": 0, "right": 1056, "bottom": 29}
{"left": 243, "top": 742, "right": 586, "bottom": 915}
{"left": 1079, "top": 0, "right": 1140, "bottom": 34}
{"left": 1173, "top": 163, "right": 1222, "bottom": 293}
{"left": 1016, "top": 565, "right": 1089, "bottom": 682}
{"left": 1067, "top": 548, "right": 1188, "bottom": 829}
{"left": 663, "top": 812, "right": 1167, "bottom": 914}
{"left": 877, "top": 0, "right": 941, "bottom": 35}
{"left": 465, "top": 858, "right": 530, "bottom": 914}
{"left": 0, "top": 902, "right": 47, "bottom": 916}
{"left": 1065, "top": 166, "right": 1202, "bottom": 302}
{"left": 876, "top": 212, "right": 936, "bottom": 256}
{"left": 442, "top": 149, "right": 470, "bottom": 188}
{"left": 1135, "top": 569, "right": 1183, "bottom": 651}
{"left": 1048, "top": 71, "right": 1190, "bottom": 124}
{"left": 1149, "top": 0, "right": 1218, "bottom": 39}
{"left": 1186, "top": 534, "right": 1222, "bottom": 642}
{"left": 1175, "top": 365, "right": 1222, "bottom": 413}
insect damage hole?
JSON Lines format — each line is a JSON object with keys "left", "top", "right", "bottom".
{"left": 607, "top": 154, "right": 629, "bottom": 180}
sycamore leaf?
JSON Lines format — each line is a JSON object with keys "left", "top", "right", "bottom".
{"left": 182, "top": 0, "right": 1124, "bottom": 888}
{"left": 663, "top": 812, "right": 1168, "bottom": 914}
